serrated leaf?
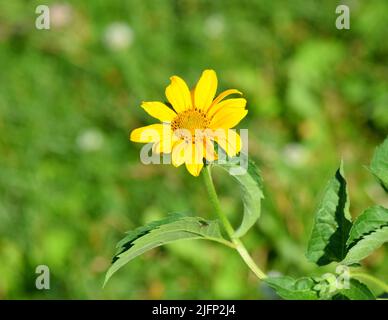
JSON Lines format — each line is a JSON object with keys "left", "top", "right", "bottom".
{"left": 214, "top": 157, "right": 264, "bottom": 238}
{"left": 306, "top": 165, "right": 352, "bottom": 266}
{"left": 267, "top": 276, "right": 375, "bottom": 300}
{"left": 104, "top": 214, "right": 227, "bottom": 286}
{"left": 370, "top": 137, "right": 388, "bottom": 191}
{"left": 265, "top": 276, "right": 319, "bottom": 300}
{"left": 332, "top": 279, "right": 375, "bottom": 300}
{"left": 341, "top": 206, "right": 388, "bottom": 265}
{"left": 346, "top": 205, "right": 388, "bottom": 247}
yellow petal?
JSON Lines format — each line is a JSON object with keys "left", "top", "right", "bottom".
{"left": 165, "top": 76, "right": 192, "bottom": 113}
{"left": 153, "top": 137, "right": 173, "bottom": 154}
{"left": 203, "top": 138, "right": 217, "bottom": 162}
{"left": 171, "top": 140, "right": 186, "bottom": 167}
{"left": 210, "top": 89, "right": 242, "bottom": 107}
{"left": 212, "top": 129, "right": 242, "bottom": 157}
{"left": 141, "top": 101, "right": 176, "bottom": 122}
{"left": 210, "top": 108, "right": 248, "bottom": 129}
{"left": 130, "top": 124, "right": 167, "bottom": 143}
{"left": 194, "top": 69, "right": 218, "bottom": 111}
{"left": 185, "top": 141, "right": 204, "bottom": 164}
{"left": 190, "top": 87, "right": 195, "bottom": 105}
{"left": 152, "top": 125, "right": 178, "bottom": 153}
{"left": 185, "top": 161, "right": 204, "bottom": 177}
{"left": 185, "top": 142, "right": 204, "bottom": 176}
{"left": 207, "top": 98, "right": 247, "bottom": 119}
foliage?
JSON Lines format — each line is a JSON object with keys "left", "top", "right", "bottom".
{"left": 106, "top": 139, "right": 388, "bottom": 300}
{"left": 268, "top": 138, "right": 388, "bottom": 299}
{"left": 306, "top": 164, "right": 352, "bottom": 265}
{"left": 370, "top": 139, "right": 388, "bottom": 191}
{"left": 104, "top": 214, "right": 227, "bottom": 285}
{"left": 213, "top": 157, "right": 264, "bottom": 238}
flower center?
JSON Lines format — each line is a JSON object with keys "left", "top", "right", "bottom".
{"left": 171, "top": 108, "right": 210, "bottom": 140}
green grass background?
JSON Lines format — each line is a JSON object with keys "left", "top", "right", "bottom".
{"left": 0, "top": 0, "right": 387, "bottom": 299}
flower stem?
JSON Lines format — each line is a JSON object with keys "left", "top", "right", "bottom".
{"left": 202, "top": 165, "right": 267, "bottom": 280}
{"left": 203, "top": 166, "right": 235, "bottom": 237}
{"left": 351, "top": 272, "right": 388, "bottom": 293}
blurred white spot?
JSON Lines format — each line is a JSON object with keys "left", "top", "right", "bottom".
{"left": 283, "top": 143, "right": 309, "bottom": 167}
{"left": 204, "top": 15, "right": 225, "bottom": 39}
{"left": 77, "top": 129, "right": 104, "bottom": 152}
{"left": 50, "top": 3, "right": 73, "bottom": 28}
{"left": 103, "top": 22, "right": 134, "bottom": 51}
{"left": 267, "top": 270, "right": 283, "bottom": 277}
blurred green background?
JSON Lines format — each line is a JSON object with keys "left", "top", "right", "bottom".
{"left": 0, "top": 0, "right": 387, "bottom": 299}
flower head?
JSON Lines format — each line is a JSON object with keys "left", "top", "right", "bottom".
{"left": 130, "top": 70, "right": 247, "bottom": 176}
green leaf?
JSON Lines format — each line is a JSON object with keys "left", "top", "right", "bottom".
{"left": 266, "top": 276, "right": 375, "bottom": 300}
{"left": 332, "top": 279, "right": 375, "bottom": 300}
{"left": 370, "top": 137, "right": 388, "bottom": 191}
{"left": 342, "top": 206, "right": 388, "bottom": 265}
{"left": 346, "top": 206, "right": 388, "bottom": 245}
{"left": 214, "top": 157, "right": 264, "bottom": 238}
{"left": 306, "top": 164, "right": 352, "bottom": 265}
{"left": 104, "top": 214, "right": 227, "bottom": 286}
{"left": 265, "top": 276, "right": 319, "bottom": 300}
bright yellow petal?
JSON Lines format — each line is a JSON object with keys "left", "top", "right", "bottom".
{"left": 152, "top": 125, "right": 178, "bottom": 153}
{"left": 210, "top": 89, "right": 242, "bottom": 107}
{"left": 212, "top": 129, "right": 241, "bottom": 157}
{"left": 203, "top": 138, "right": 217, "bottom": 162}
{"left": 184, "top": 142, "right": 204, "bottom": 176}
{"left": 153, "top": 137, "right": 173, "bottom": 154}
{"left": 210, "top": 108, "right": 248, "bottom": 129}
{"left": 141, "top": 101, "right": 177, "bottom": 123}
{"left": 165, "top": 76, "right": 192, "bottom": 113}
{"left": 190, "top": 88, "right": 195, "bottom": 105}
{"left": 194, "top": 69, "right": 218, "bottom": 111}
{"left": 184, "top": 141, "right": 204, "bottom": 164}
{"left": 130, "top": 124, "right": 167, "bottom": 143}
{"left": 171, "top": 140, "right": 186, "bottom": 167}
{"left": 207, "top": 98, "right": 247, "bottom": 119}
{"left": 185, "top": 161, "right": 203, "bottom": 177}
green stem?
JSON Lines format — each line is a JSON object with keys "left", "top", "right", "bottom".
{"left": 351, "top": 272, "right": 388, "bottom": 293}
{"left": 203, "top": 166, "right": 235, "bottom": 237}
{"left": 202, "top": 165, "right": 267, "bottom": 280}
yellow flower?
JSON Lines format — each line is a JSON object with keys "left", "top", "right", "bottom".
{"left": 130, "top": 69, "right": 247, "bottom": 176}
